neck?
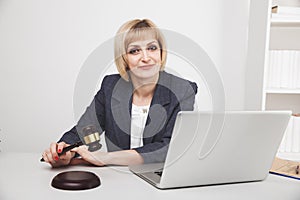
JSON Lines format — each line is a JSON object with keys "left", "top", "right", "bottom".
{"left": 130, "top": 74, "right": 159, "bottom": 106}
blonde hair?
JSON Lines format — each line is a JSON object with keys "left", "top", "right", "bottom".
{"left": 114, "top": 19, "right": 167, "bottom": 81}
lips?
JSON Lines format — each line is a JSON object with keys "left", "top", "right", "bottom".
{"left": 138, "top": 64, "right": 155, "bottom": 70}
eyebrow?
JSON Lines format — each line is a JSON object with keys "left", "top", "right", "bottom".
{"left": 128, "top": 41, "right": 158, "bottom": 48}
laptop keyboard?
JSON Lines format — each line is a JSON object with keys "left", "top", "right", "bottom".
{"left": 154, "top": 171, "right": 163, "bottom": 177}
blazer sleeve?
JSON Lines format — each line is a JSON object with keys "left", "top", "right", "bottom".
{"left": 58, "top": 76, "right": 109, "bottom": 144}
{"left": 133, "top": 81, "right": 198, "bottom": 163}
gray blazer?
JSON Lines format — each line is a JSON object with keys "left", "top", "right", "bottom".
{"left": 59, "top": 71, "right": 197, "bottom": 163}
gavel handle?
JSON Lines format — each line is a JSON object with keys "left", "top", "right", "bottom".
{"left": 40, "top": 141, "right": 83, "bottom": 162}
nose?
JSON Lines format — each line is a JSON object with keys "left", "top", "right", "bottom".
{"left": 141, "top": 49, "right": 150, "bottom": 62}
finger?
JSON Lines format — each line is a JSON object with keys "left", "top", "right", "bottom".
{"left": 72, "top": 146, "right": 89, "bottom": 159}
{"left": 57, "top": 142, "right": 66, "bottom": 154}
{"left": 72, "top": 146, "right": 104, "bottom": 166}
{"left": 72, "top": 145, "right": 88, "bottom": 153}
{"left": 50, "top": 142, "right": 59, "bottom": 161}
{"left": 71, "top": 147, "right": 81, "bottom": 154}
{"left": 45, "top": 149, "right": 56, "bottom": 164}
{"left": 42, "top": 151, "right": 49, "bottom": 163}
{"left": 59, "top": 150, "right": 73, "bottom": 161}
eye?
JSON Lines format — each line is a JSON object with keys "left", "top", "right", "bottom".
{"left": 147, "top": 45, "right": 158, "bottom": 51}
{"left": 128, "top": 48, "right": 141, "bottom": 55}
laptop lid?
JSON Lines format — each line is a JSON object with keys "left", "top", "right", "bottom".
{"left": 130, "top": 111, "right": 291, "bottom": 189}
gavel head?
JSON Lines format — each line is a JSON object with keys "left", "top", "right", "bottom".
{"left": 81, "top": 125, "right": 102, "bottom": 152}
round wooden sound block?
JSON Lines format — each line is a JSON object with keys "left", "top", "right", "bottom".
{"left": 51, "top": 171, "right": 101, "bottom": 190}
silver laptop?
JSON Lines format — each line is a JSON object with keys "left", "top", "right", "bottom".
{"left": 129, "top": 111, "right": 291, "bottom": 189}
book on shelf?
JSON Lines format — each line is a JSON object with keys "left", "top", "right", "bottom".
{"left": 266, "top": 50, "right": 300, "bottom": 89}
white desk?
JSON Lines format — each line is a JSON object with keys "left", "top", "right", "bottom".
{"left": 0, "top": 153, "right": 300, "bottom": 200}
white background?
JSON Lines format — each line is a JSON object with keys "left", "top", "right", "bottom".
{"left": 0, "top": 0, "right": 258, "bottom": 152}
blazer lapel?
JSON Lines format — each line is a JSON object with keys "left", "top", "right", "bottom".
{"left": 111, "top": 78, "right": 133, "bottom": 149}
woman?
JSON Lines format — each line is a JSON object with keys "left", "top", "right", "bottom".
{"left": 42, "top": 19, "right": 197, "bottom": 167}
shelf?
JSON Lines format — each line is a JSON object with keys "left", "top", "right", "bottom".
{"left": 271, "top": 14, "right": 300, "bottom": 22}
{"left": 271, "top": 20, "right": 300, "bottom": 27}
{"left": 271, "top": 6, "right": 300, "bottom": 27}
{"left": 265, "top": 88, "right": 300, "bottom": 94}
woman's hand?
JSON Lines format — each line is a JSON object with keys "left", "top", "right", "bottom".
{"left": 42, "top": 142, "right": 75, "bottom": 168}
{"left": 72, "top": 146, "right": 107, "bottom": 166}
{"left": 72, "top": 147, "right": 144, "bottom": 166}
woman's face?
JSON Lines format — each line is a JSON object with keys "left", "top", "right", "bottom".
{"left": 126, "top": 39, "right": 161, "bottom": 81}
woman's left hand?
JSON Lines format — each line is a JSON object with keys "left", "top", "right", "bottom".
{"left": 72, "top": 146, "right": 108, "bottom": 166}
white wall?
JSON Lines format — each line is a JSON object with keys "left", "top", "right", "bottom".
{"left": 0, "top": 0, "right": 252, "bottom": 152}
{"left": 245, "top": 0, "right": 271, "bottom": 110}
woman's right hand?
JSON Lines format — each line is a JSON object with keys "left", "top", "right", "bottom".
{"left": 42, "top": 142, "right": 75, "bottom": 168}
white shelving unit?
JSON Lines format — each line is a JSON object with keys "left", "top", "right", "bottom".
{"left": 265, "top": 7, "right": 300, "bottom": 112}
{"left": 264, "top": 6, "right": 300, "bottom": 160}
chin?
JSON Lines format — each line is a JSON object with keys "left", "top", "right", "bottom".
{"left": 132, "top": 72, "right": 158, "bottom": 80}
{"left": 130, "top": 66, "right": 160, "bottom": 80}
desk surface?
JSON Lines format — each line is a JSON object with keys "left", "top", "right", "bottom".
{"left": 1, "top": 153, "right": 300, "bottom": 200}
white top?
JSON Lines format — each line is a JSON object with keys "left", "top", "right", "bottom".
{"left": 130, "top": 104, "right": 150, "bottom": 148}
